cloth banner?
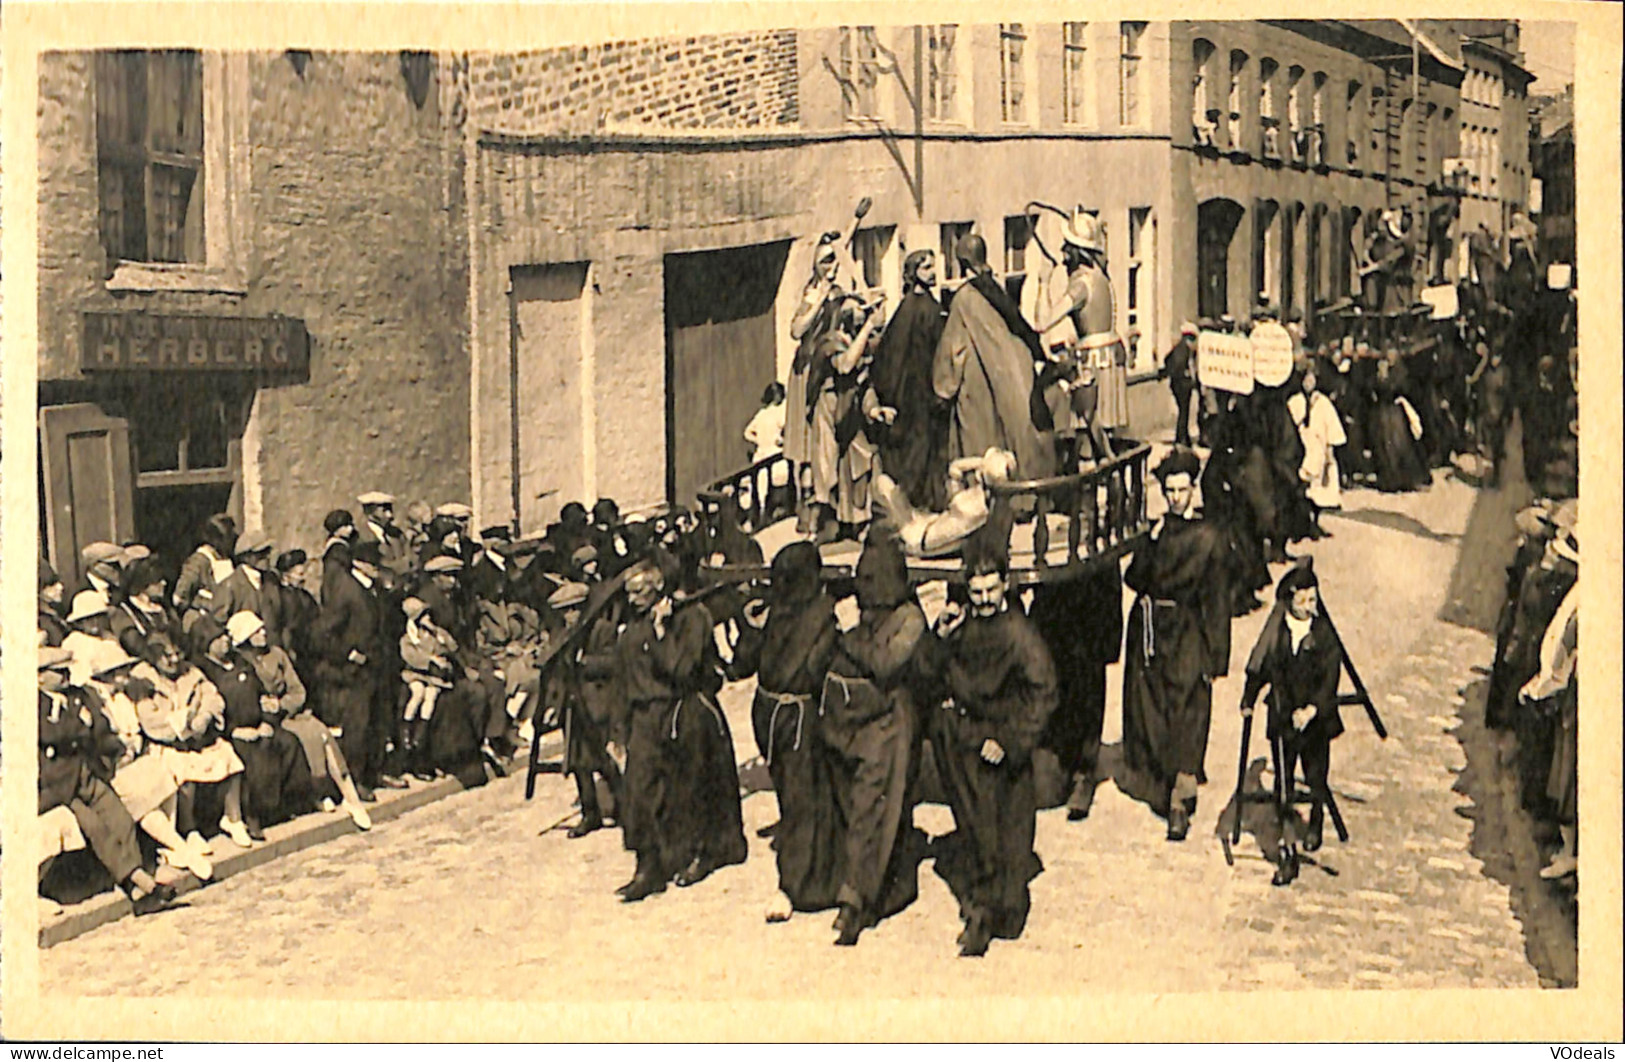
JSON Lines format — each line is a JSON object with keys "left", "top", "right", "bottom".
{"left": 1198, "top": 331, "right": 1256, "bottom": 395}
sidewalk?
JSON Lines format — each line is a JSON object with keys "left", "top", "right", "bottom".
{"left": 39, "top": 734, "right": 562, "bottom": 948}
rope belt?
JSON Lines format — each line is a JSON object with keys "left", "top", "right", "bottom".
{"left": 670, "top": 690, "right": 728, "bottom": 742}
{"left": 759, "top": 689, "right": 813, "bottom": 766}
{"left": 1139, "top": 596, "right": 1181, "bottom": 659}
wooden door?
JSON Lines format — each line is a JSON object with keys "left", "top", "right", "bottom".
{"left": 512, "top": 262, "right": 590, "bottom": 535}
{"left": 664, "top": 241, "right": 790, "bottom": 505}
{"left": 40, "top": 403, "right": 136, "bottom": 592}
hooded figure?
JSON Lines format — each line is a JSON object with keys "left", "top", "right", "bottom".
{"left": 728, "top": 541, "right": 844, "bottom": 918}
{"left": 816, "top": 533, "right": 930, "bottom": 945}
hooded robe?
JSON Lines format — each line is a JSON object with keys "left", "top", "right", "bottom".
{"left": 871, "top": 289, "right": 951, "bottom": 511}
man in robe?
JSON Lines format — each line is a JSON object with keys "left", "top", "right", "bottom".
{"left": 1239, "top": 560, "right": 1345, "bottom": 885}
{"left": 613, "top": 552, "right": 747, "bottom": 902}
{"left": 726, "top": 542, "right": 844, "bottom": 922}
{"left": 933, "top": 234, "right": 1057, "bottom": 483}
{"left": 1121, "top": 448, "right": 1233, "bottom": 842}
{"left": 929, "top": 540, "right": 1059, "bottom": 957}
{"left": 870, "top": 249, "right": 950, "bottom": 511}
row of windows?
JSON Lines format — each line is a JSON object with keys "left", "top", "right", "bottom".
{"left": 1462, "top": 67, "right": 1504, "bottom": 108}
{"left": 838, "top": 22, "right": 1150, "bottom": 129}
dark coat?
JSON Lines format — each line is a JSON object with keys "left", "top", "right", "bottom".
{"left": 1243, "top": 607, "right": 1345, "bottom": 742}
{"left": 39, "top": 687, "right": 120, "bottom": 813}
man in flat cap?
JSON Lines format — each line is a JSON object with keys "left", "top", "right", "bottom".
{"left": 1164, "top": 322, "right": 1200, "bottom": 447}
{"left": 78, "top": 541, "right": 126, "bottom": 602}
{"left": 210, "top": 530, "right": 284, "bottom": 649}
{"left": 1240, "top": 559, "right": 1345, "bottom": 884}
{"left": 357, "top": 492, "right": 414, "bottom": 578}
{"left": 1121, "top": 447, "right": 1233, "bottom": 841}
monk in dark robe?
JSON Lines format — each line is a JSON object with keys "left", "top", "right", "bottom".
{"left": 870, "top": 249, "right": 950, "bottom": 511}
{"left": 1240, "top": 561, "right": 1345, "bottom": 885}
{"left": 1121, "top": 447, "right": 1233, "bottom": 842}
{"left": 821, "top": 533, "right": 930, "bottom": 945}
{"left": 613, "top": 553, "right": 748, "bottom": 902}
{"left": 1029, "top": 561, "right": 1123, "bottom": 820}
{"left": 928, "top": 540, "right": 1059, "bottom": 957}
{"left": 727, "top": 542, "right": 844, "bottom": 921}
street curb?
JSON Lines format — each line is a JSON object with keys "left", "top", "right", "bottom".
{"left": 40, "top": 736, "right": 562, "bottom": 949}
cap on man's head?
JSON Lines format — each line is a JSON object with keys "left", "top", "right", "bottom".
{"left": 80, "top": 541, "right": 124, "bottom": 568}
{"left": 234, "top": 530, "right": 274, "bottom": 557}
{"left": 435, "top": 502, "right": 474, "bottom": 520}
{"left": 358, "top": 491, "right": 395, "bottom": 508}
{"left": 481, "top": 525, "right": 513, "bottom": 542}
{"left": 570, "top": 544, "right": 599, "bottom": 566}
{"left": 39, "top": 645, "right": 74, "bottom": 671}
{"left": 424, "top": 554, "right": 464, "bottom": 574}
{"left": 324, "top": 509, "right": 356, "bottom": 535}
{"left": 121, "top": 544, "right": 152, "bottom": 565}
{"left": 275, "top": 549, "right": 308, "bottom": 573}
{"left": 1180, "top": 321, "right": 1200, "bottom": 337}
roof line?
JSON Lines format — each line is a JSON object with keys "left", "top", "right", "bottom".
{"left": 1398, "top": 19, "right": 1466, "bottom": 72}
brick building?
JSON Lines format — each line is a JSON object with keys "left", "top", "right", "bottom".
{"left": 37, "top": 50, "right": 473, "bottom": 588}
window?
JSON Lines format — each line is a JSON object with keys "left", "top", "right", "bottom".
{"left": 1125, "top": 207, "right": 1154, "bottom": 372}
{"left": 1003, "top": 214, "right": 1038, "bottom": 304}
{"left": 1346, "top": 79, "right": 1363, "bottom": 166}
{"left": 926, "top": 25, "right": 961, "bottom": 122}
{"left": 1228, "top": 51, "right": 1248, "bottom": 149}
{"left": 1258, "top": 58, "right": 1279, "bottom": 157}
{"left": 999, "top": 24, "right": 1028, "bottom": 123}
{"left": 852, "top": 226, "right": 894, "bottom": 291}
{"left": 1119, "top": 22, "right": 1147, "bottom": 127}
{"left": 1368, "top": 86, "right": 1386, "bottom": 172}
{"left": 1197, "top": 198, "right": 1244, "bottom": 320}
{"left": 97, "top": 50, "right": 205, "bottom": 265}
{"left": 1063, "top": 22, "right": 1089, "bottom": 126}
{"left": 939, "top": 221, "right": 975, "bottom": 284}
{"left": 837, "top": 27, "right": 882, "bottom": 121}
{"left": 1286, "top": 66, "right": 1305, "bottom": 162}
{"left": 1309, "top": 72, "right": 1327, "bottom": 165}
{"left": 1253, "top": 199, "right": 1280, "bottom": 311}
{"left": 1191, "top": 39, "right": 1216, "bottom": 144}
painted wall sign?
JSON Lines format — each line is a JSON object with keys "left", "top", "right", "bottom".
{"left": 81, "top": 312, "right": 310, "bottom": 376}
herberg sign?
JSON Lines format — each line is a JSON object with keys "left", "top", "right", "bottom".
{"left": 81, "top": 312, "right": 310, "bottom": 376}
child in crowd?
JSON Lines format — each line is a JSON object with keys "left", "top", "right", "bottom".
{"left": 400, "top": 596, "right": 457, "bottom": 776}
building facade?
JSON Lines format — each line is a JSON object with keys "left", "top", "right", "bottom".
{"left": 1451, "top": 20, "right": 1535, "bottom": 240}
{"left": 36, "top": 24, "right": 1478, "bottom": 570}
{"left": 37, "top": 50, "right": 473, "bottom": 587}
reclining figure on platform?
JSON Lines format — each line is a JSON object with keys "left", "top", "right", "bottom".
{"left": 872, "top": 448, "right": 1016, "bottom": 559}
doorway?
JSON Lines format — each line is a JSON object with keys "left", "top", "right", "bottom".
{"left": 664, "top": 240, "right": 791, "bottom": 505}
{"left": 1197, "top": 198, "right": 1244, "bottom": 320}
{"left": 511, "top": 262, "right": 591, "bottom": 534}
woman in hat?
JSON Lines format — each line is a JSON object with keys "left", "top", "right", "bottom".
{"left": 196, "top": 615, "right": 311, "bottom": 841}
{"left": 111, "top": 557, "right": 182, "bottom": 664}
{"left": 85, "top": 646, "right": 215, "bottom": 880}
{"left": 40, "top": 557, "right": 69, "bottom": 647}
{"left": 61, "top": 590, "right": 120, "bottom": 686}
{"left": 272, "top": 550, "right": 321, "bottom": 679}
{"left": 38, "top": 646, "right": 179, "bottom": 916}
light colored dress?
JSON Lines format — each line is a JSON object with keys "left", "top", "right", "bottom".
{"left": 1289, "top": 390, "right": 1348, "bottom": 510}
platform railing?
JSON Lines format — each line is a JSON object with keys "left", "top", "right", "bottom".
{"left": 695, "top": 452, "right": 798, "bottom": 543}
{"left": 986, "top": 440, "right": 1152, "bottom": 578}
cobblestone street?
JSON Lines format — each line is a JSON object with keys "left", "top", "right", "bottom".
{"left": 40, "top": 473, "right": 1542, "bottom": 999}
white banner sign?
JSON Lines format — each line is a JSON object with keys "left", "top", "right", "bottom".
{"left": 1249, "top": 321, "right": 1295, "bottom": 387}
{"left": 1197, "top": 331, "right": 1255, "bottom": 395}
{"left": 1421, "top": 283, "right": 1459, "bottom": 319}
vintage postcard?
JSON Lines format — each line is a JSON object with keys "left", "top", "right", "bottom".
{"left": 2, "top": 0, "right": 1620, "bottom": 1043}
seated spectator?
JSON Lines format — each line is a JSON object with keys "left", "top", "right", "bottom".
{"left": 129, "top": 632, "right": 247, "bottom": 853}
{"left": 62, "top": 591, "right": 120, "bottom": 686}
{"left": 40, "top": 558, "right": 68, "bottom": 647}
{"left": 39, "top": 645, "right": 178, "bottom": 916}
{"left": 238, "top": 609, "right": 372, "bottom": 831}
{"left": 78, "top": 541, "right": 127, "bottom": 601}
{"left": 111, "top": 556, "right": 182, "bottom": 663}
{"left": 195, "top": 615, "right": 312, "bottom": 843}
{"left": 400, "top": 596, "right": 457, "bottom": 779}
{"left": 744, "top": 381, "right": 788, "bottom": 466}
{"left": 85, "top": 647, "right": 213, "bottom": 880}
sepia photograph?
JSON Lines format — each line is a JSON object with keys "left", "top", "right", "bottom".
{"left": 3, "top": 1, "right": 1621, "bottom": 1043}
